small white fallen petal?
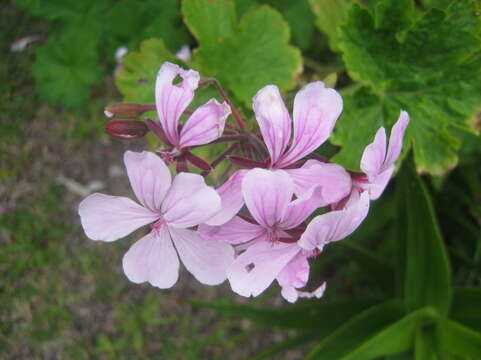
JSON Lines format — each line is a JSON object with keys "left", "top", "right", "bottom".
{"left": 175, "top": 45, "right": 191, "bottom": 62}
{"left": 10, "top": 35, "right": 38, "bottom": 52}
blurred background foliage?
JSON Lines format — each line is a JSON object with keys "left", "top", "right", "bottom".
{"left": 1, "top": 0, "right": 480, "bottom": 358}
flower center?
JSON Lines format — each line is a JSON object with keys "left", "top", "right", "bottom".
{"left": 157, "top": 148, "right": 181, "bottom": 164}
{"left": 152, "top": 218, "right": 166, "bottom": 234}
{"left": 306, "top": 248, "right": 321, "bottom": 258}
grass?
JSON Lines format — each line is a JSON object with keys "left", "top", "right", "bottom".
{"left": 0, "top": 4, "right": 288, "bottom": 359}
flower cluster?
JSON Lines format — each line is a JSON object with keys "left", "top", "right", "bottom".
{"left": 79, "top": 62, "right": 409, "bottom": 302}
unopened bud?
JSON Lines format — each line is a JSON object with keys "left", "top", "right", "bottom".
{"left": 105, "top": 120, "right": 149, "bottom": 139}
{"left": 104, "top": 103, "right": 155, "bottom": 119}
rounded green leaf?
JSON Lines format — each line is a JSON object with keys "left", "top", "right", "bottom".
{"left": 334, "top": 0, "right": 481, "bottom": 174}
{"left": 183, "top": 0, "right": 302, "bottom": 107}
{"left": 115, "top": 38, "right": 177, "bottom": 104}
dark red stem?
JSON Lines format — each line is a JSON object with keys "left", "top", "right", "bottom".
{"left": 201, "top": 143, "right": 239, "bottom": 177}
{"left": 184, "top": 151, "right": 212, "bottom": 172}
{"left": 176, "top": 156, "right": 188, "bottom": 173}
{"left": 200, "top": 78, "right": 245, "bottom": 130}
{"left": 228, "top": 156, "right": 267, "bottom": 169}
{"left": 206, "top": 135, "right": 246, "bottom": 145}
{"left": 145, "top": 119, "right": 172, "bottom": 146}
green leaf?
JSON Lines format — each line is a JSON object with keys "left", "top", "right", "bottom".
{"left": 252, "top": 331, "right": 319, "bottom": 360}
{"left": 32, "top": 25, "right": 102, "bottom": 108}
{"left": 420, "top": 0, "right": 453, "bottom": 10}
{"left": 191, "top": 298, "right": 382, "bottom": 330}
{"left": 182, "top": 0, "right": 302, "bottom": 107}
{"left": 115, "top": 39, "right": 177, "bottom": 104}
{"left": 263, "top": 0, "right": 316, "bottom": 50}
{"left": 308, "top": 0, "right": 352, "bottom": 51}
{"left": 450, "top": 287, "right": 481, "bottom": 332}
{"left": 333, "top": 0, "right": 481, "bottom": 174}
{"left": 438, "top": 318, "right": 481, "bottom": 358}
{"left": 339, "top": 241, "right": 396, "bottom": 296}
{"left": 182, "top": 0, "right": 236, "bottom": 46}
{"left": 415, "top": 325, "right": 440, "bottom": 360}
{"left": 305, "top": 302, "right": 436, "bottom": 360}
{"left": 105, "top": 0, "right": 189, "bottom": 53}
{"left": 141, "top": 0, "right": 191, "bottom": 52}
{"left": 396, "top": 158, "right": 452, "bottom": 315}
{"left": 12, "top": 0, "right": 109, "bottom": 22}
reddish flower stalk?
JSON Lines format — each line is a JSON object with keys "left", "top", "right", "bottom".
{"left": 105, "top": 120, "right": 149, "bottom": 139}
{"left": 104, "top": 103, "right": 156, "bottom": 118}
{"left": 199, "top": 77, "right": 245, "bottom": 130}
{"left": 201, "top": 143, "right": 240, "bottom": 177}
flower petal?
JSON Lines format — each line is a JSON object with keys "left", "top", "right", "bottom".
{"left": 280, "top": 286, "right": 299, "bottom": 303}
{"left": 242, "top": 168, "right": 293, "bottom": 228}
{"left": 298, "top": 191, "right": 370, "bottom": 251}
{"left": 78, "top": 193, "right": 159, "bottom": 242}
{"left": 253, "top": 85, "right": 292, "bottom": 165}
{"left": 366, "top": 165, "right": 395, "bottom": 200}
{"left": 277, "top": 252, "right": 309, "bottom": 289}
{"left": 204, "top": 170, "right": 247, "bottom": 226}
{"left": 384, "top": 110, "right": 410, "bottom": 170}
{"left": 162, "top": 173, "right": 221, "bottom": 228}
{"left": 227, "top": 241, "right": 300, "bottom": 297}
{"left": 170, "top": 228, "right": 234, "bottom": 285}
{"left": 155, "top": 62, "right": 199, "bottom": 146}
{"left": 277, "top": 82, "right": 343, "bottom": 167}
{"left": 179, "top": 99, "right": 230, "bottom": 148}
{"left": 122, "top": 228, "right": 179, "bottom": 289}
{"left": 282, "top": 282, "right": 327, "bottom": 303}
{"left": 124, "top": 151, "right": 171, "bottom": 211}
{"left": 198, "top": 216, "right": 266, "bottom": 245}
{"left": 280, "top": 185, "right": 324, "bottom": 229}
{"left": 360, "top": 127, "right": 387, "bottom": 179}
{"left": 286, "top": 159, "right": 352, "bottom": 206}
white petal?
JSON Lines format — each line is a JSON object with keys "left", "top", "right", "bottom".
{"left": 78, "top": 193, "right": 159, "bottom": 242}
{"left": 253, "top": 85, "right": 292, "bottom": 165}
{"left": 162, "top": 173, "right": 221, "bottom": 228}
{"left": 198, "top": 216, "right": 266, "bottom": 245}
{"left": 242, "top": 168, "right": 293, "bottom": 228}
{"left": 122, "top": 228, "right": 180, "bottom": 289}
{"left": 124, "top": 151, "right": 171, "bottom": 211}
{"left": 155, "top": 62, "right": 199, "bottom": 145}
{"left": 298, "top": 191, "right": 370, "bottom": 251}
{"left": 277, "top": 82, "right": 343, "bottom": 167}
{"left": 227, "top": 241, "right": 300, "bottom": 298}
{"left": 360, "top": 127, "right": 387, "bottom": 179}
{"left": 204, "top": 170, "right": 247, "bottom": 226}
{"left": 170, "top": 228, "right": 234, "bottom": 285}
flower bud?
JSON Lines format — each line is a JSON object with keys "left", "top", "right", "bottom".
{"left": 104, "top": 103, "right": 155, "bottom": 119}
{"left": 105, "top": 120, "right": 148, "bottom": 139}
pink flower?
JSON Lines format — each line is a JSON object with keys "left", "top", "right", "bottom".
{"left": 354, "top": 111, "right": 410, "bottom": 200}
{"left": 253, "top": 83, "right": 342, "bottom": 168}
{"left": 298, "top": 191, "right": 370, "bottom": 252}
{"left": 206, "top": 82, "right": 351, "bottom": 226}
{"left": 200, "top": 168, "right": 369, "bottom": 302}
{"left": 155, "top": 62, "right": 231, "bottom": 150}
{"left": 78, "top": 151, "right": 234, "bottom": 288}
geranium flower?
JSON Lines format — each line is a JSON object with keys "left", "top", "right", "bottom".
{"left": 352, "top": 111, "right": 410, "bottom": 200}
{"left": 78, "top": 151, "right": 234, "bottom": 288}
{"left": 200, "top": 168, "right": 369, "bottom": 302}
{"left": 206, "top": 83, "right": 351, "bottom": 226}
{"left": 154, "top": 62, "right": 230, "bottom": 151}
{"left": 144, "top": 62, "right": 232, "bottom": 172}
